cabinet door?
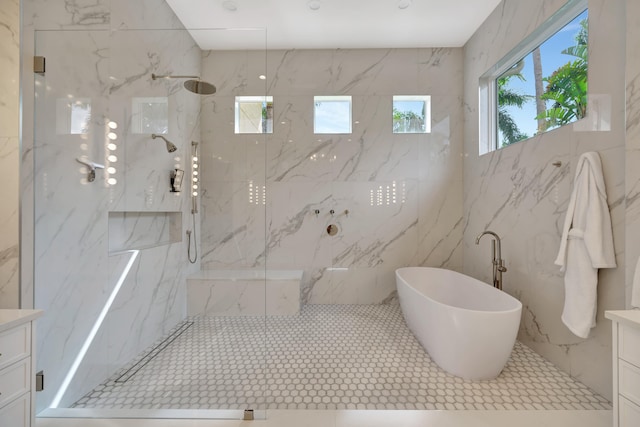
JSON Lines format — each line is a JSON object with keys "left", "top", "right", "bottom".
{"left": 0, "top": 393, "right": 29, "bottom": 427}
{"left": 0, "top": 324, "right": 30, "bottom": 371}
{"left": 620, "top": 396, "right": 640, "bottom": 427}
{"left": 621, "top": 323, "right": 640, "bottom": 367}
{"left": 0, "top": 358, "right": 30, "bottom": 408}
{"left": 620, "top": 360, "right": 640, "bottom": 406}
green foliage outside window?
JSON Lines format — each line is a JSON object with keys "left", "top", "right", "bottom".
{"left": 497, "top": 11, "right": 588, "bottom": 148}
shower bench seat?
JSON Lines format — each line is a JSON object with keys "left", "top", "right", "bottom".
{"left": 186, "top": 270, "right": 303, "bottom": 316}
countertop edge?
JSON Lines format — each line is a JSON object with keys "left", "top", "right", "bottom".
{"left": 0, "top": 309, "right": 44, "bottom": 333}
{"left": 605, "top": 309, "right": 640, "bottom": 328}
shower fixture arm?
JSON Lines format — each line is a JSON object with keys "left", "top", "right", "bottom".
{"left": 151, "top": 73, "right": 217, "bottom": 95}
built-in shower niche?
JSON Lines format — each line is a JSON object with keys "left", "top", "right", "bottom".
{"left": 108, "top": 211, "right": 182, "bottom": 252}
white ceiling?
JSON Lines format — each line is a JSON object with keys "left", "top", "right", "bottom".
{"left": 165, "top": 0, "right": 502, "bottom": 50}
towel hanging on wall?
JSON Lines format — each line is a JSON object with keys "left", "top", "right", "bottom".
{"left": 554, "top": 151, "right": 616, "bottom": 339}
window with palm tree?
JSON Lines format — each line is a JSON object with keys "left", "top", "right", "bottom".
{"left": 496, "top": 9, "right": 588, "bottom": 148}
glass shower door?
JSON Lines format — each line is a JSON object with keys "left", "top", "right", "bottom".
{"left": 32, "top": 27, "right": 268, "bottom": 419}
{"left": 33, "top": 29, "right": 114, "bottom": 414}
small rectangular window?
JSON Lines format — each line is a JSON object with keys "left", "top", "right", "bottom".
{"left": 393, "top": 96, "right": 431, "bottom": 134}
{"left": 56, "top": 98, "right": 92, "bottom": 135}
{"left": 314, "top": 96, "right": 352, "bottom": 134}
{"left": 131, "top": 97, "right": 168, "bottom": 135}
{"left": 235, "top": 96, "right": 273, "bottom": 134}
{"left": 479, "top": 0, "right": 588, "bottom": 153}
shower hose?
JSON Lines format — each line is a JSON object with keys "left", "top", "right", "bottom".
{"left": 187, "top": 211, "right": 198, "bottom": 263}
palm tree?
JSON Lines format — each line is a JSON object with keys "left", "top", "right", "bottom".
{"left": 497, "top": 72, "right": 532, "bottom": 147}
{"left": 536, "top": 18, "right": 588, "bottom": 129}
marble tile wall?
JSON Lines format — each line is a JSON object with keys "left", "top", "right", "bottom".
{"left": 22, "top": 0, "right": 201, "bottom": 412}
{"left": 463, "top": 0, "right": 626, "bottom": 400}
{"left": 0, "top": 0, "right": 20, "bottom": 309}
{"left": 199, "top": 48, "right": 464, "bottom": 304}
{"left": 17, "top": 0, "right": 637, "bottom": 415}
{"left": 626, "top": 0, "right": 640, "bottom": 308}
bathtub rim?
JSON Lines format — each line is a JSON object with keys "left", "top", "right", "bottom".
{"left": 395, "top": 266, "right": 522, "bottom": 315}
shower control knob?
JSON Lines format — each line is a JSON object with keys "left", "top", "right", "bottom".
{"left": 327, "top": 224, "right": 339, "bottom": 236}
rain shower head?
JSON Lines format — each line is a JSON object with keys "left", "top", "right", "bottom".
{"left": 151, "top": 134, "right": 177, "bottom": 153}
{"left": 184, "top": 79, "right": 216, "bottom": 95}
{"left": 152, "top": 73, "right": 216, "bottom": 95}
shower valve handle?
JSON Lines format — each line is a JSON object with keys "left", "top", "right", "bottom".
{"left": 76, "top": 158, "right": 105, "bottom": 182}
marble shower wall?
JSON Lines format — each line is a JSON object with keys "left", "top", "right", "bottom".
{"left": 626, "top": 0, "right": 640, "bottom": 307}
{"left": 199, "top": 48, "right": 464, "bottom": 304}
{"left": 22, "top": 0, "right": 201, "bottom": 411}
{"left": 0, "top": 0, "right": 20, "bottom": 308}
{"left": 463, "top": 0, "right": 625, "bottom": 400}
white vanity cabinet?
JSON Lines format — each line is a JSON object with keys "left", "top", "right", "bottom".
{"left": 606, "top": 310, "right": 640, "bottom": 427}
{"left": 0, "top": 310, "right": 43, "bottom": 427}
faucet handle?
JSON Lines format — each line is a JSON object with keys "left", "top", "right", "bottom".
{"left": 497, "top": 264, "right": 507, "bottom": 273}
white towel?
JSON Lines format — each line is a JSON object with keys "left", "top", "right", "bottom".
{"left": 632, "top": 256, "right": 640, "bottom": 308}
{"left": 555, "top": 152, "right": 616, "bottom": 338}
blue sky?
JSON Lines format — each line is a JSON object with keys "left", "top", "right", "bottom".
{"left": 315, "top": 99, "right": 351, "bottom": 133}
{"left": 500, "top": 9, "right": 588, "bottom": 143}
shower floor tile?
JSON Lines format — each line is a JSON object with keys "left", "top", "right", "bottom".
{"left": 72, "top": 304, "right": 610, "bottom": 411}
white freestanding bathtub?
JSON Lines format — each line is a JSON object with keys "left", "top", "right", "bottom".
{"left": 396, "top": 267, "right": 522, "bottom": 380}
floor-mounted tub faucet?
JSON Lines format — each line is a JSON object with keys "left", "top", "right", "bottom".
{"left": 475, "top": 230, "right": 507, "bottom": 290}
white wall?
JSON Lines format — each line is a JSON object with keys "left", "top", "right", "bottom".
{"left": 0, "top": 0, "right": 20, "bottom": 309}
{"left": 463, "top": 0, "right": 626, "bottom": 399}
{"left": 199, "top": 48, "right": 465, "bottom": 304}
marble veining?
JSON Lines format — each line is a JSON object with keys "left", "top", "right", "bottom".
{"left": 463, "top": 0, "right": 626, "bottom": 401}
{"left": 200, "top": 48, "right": 463, "bottom": 304}
{"left": 18, "top": 0, "right": 639, "bottom": 418}
{"left": 0, "top": 0, "right": 20, "bottom": 309}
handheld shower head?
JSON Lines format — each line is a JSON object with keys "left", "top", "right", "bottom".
{"left": 151, "top": 134, "right": 178, "bottom": 153}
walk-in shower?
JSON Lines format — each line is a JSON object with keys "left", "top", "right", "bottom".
{"left": 31, "top": 26, "right": 266, "bottom": 419}
{"left": 26, "top": 5, "right": 614, "bottom": 422}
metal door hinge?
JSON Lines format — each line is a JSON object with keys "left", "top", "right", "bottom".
{"left": 243, "top": 409, "right": 254, "bottom": 420}
{"left": 36, "top": 370, "right": 44, "bottom": 391}
{"left": 34, "top": 56, "right": 46, "bottom": 74}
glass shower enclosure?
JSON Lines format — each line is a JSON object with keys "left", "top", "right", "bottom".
{"left": 31, "top": 26, "right": 269, "bottom": 419}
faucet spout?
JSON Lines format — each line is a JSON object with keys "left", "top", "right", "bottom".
{"left": 475, "top": 230, "right": 506, "bottom": 290}
{"left": 475, "top": 230, "right": 501, "bottom": 261}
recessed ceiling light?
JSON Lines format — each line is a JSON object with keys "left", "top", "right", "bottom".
{"left": 397, "top": 0, "right": 412, "bottom": 9}
{"left": 307, "top": 0, "right": 321, "bottom": 11}
{"left": 222, "top": 0, "right": 237, "bottom": 12}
